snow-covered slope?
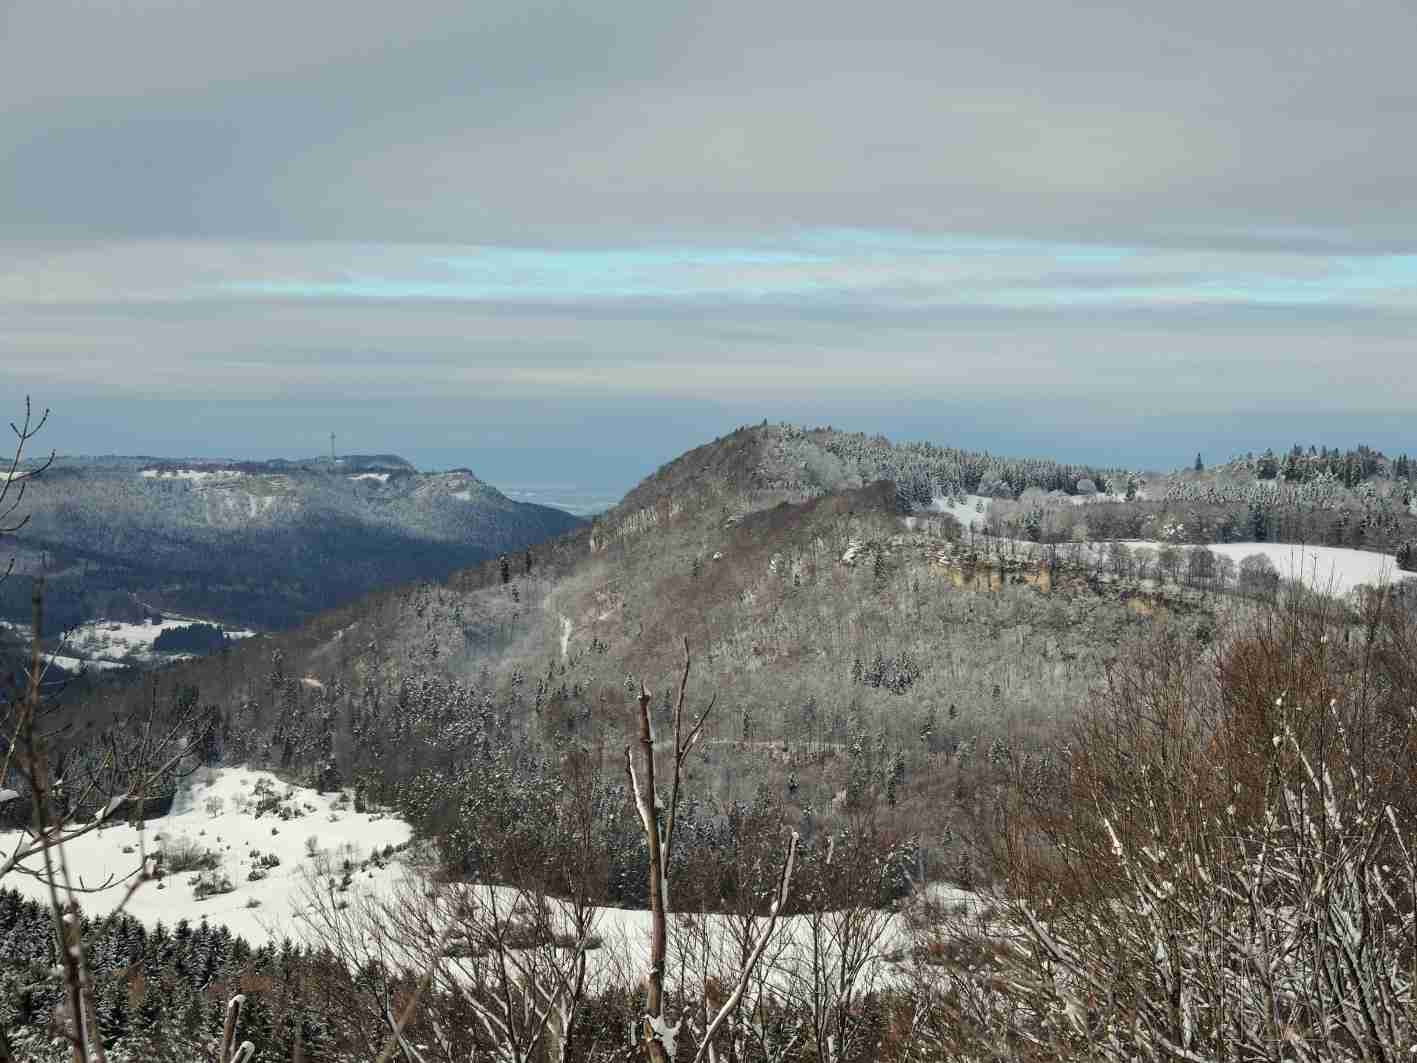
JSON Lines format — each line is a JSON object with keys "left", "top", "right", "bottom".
{"left": 0, "top": 766, "right": 412, "bottom": 943}
{"left": 929, "top": 494, "right": 992, "bottom": 531}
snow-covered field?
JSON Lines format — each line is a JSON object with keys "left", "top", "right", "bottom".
{"left": 64, "top": 616, "right": 255, "bottom": 665}
{"left": 1107, "top": 540, "right": 1414, "bottom": 597}
{"left": 44, "top": 654, "right": 129, "bottom": 673}
{"left": 1, "top": 763, "right": 984, "bottom": 991}
{"left": 1195, "top": 542, "right": 1413, "bottom": 596}
{"left": 899, "top": 517, "right": 1411, "bottom": 600}
{"left": 928, "top": 494, "right": 992, "bottom": 531}
{"left": 334, "top": 872, "right": 982, "bottom": 995}
{"left": 140, "top": 468, "right": 245, "bottom": 482}
{"left": 0, "top": 767, "right": 412, "bottom": 943}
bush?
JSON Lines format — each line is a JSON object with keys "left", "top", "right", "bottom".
{"left": 162, "top": 835, "right": 219, "bottom": 873}
{"left": 1398, "top": 540, "right": 1416, "bottom": 572}
{"left": 1238, "top": 552, "right": 1280, "bottom": 595}
{"left": 192, "top": 870, "right": 235, "bottom": 900}
{"left": 998, "top": 592, "right": 1417, "bottom": 1059}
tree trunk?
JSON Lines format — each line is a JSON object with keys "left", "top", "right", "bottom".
{"left": 633, "top": 687, "right": 672, "bottom": 1063}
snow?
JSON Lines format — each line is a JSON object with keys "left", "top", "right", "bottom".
{"left": 452, "top": 489, "right": 473, "bottom": 501}
{"left": 64, "top": 616, "right": 255, "bottom": 666}
{"left": 647, "top": 1015, "right": 682, "bottom": 1057}
{"left": 929, "top": 494, "right": 991, "bottom": 531}
{"left": 0, "top": 766, "right": 412, "bottom": 943}
{"left": 349, "top": 472, "right": 390, "bottom": 483}
{"left": 44, "top": 654, "right": 128, "bottom": 673}
{"left": 910, "top": 532, "right": 1410, "bottom": 600}
{"left": 140, "top": 468, "right": 245, "bottom": 482}
{"left": 1112, "top": 541, "right": 1415, "bottom": 597}
{"left": 1196, "top": 542, "right": 1413, "bottom": 596}
{"left": 1, "top": 762, "right": 991, "bottom": 995}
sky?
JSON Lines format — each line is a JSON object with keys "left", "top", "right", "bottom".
{"left": 2, "top": 0, "right": 1414, "bottom": 499}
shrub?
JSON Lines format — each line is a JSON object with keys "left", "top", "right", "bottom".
{"left": 999, "top": 592, "right": 1417, "bottom": 1059}
{"left": 192, "top": 870, "right": 235, "bottom": 900}
{"left": 1238, "top": 552, "right": 1280, "bottom": 596}
{"left": 162, "top": 835, "right": 219, "bottom": 873}
{"left": 1397, "top": 540, "right": 1416, "bottom": 572}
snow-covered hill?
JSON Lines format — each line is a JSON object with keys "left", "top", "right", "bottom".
{"left": 0, "top": 766, "right": 412, "bottom": 943}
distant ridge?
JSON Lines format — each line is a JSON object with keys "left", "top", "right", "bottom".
{"left": 3, "top": 452, "right": 582, "bottom": 631}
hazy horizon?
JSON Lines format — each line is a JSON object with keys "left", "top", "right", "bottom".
{"left": 27, "top": 395, "right": 1414, "bottom": 506}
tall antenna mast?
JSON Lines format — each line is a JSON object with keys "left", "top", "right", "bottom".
{"left": 330, "top": 433, "right": 336, "bottom": 462}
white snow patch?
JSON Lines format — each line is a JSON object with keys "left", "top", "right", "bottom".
{"left": 929, "top": 494, "right": 991, "bottom": 531}
{"left": 44, "top": 654, "right": 128, "bottom": 673}
{"left": 1103, "top": 540, "right": 1414, "bottom": 597}
{"left": 140, "top": 468, "right": 244, "bottom": 482}
{"left": 452, "top": 489, "right": 473, "bottom": 501}
{"left": 349, "top": 472, "right": 390, "bottom": 484}
{"left": 64, "top": 616, "right": 253, "bottom": 666}
{"left": 1196, "top": 542, "right": 1414, "bottom": 597}
{"left": 0, "top": 766, "right": 412, "bottom": 944}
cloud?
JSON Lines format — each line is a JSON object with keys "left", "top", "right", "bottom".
{"left": 4, "top": 0, "right": 1416, "bottom": 245}
{"left": 2, "top": 0, "right": 1414, "bottom": 476}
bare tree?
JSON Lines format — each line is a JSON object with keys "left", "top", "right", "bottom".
{"left": 293, "top": 870, "right": 416, "bottom": 1058}
{"left": 785, "top": 816, "right": 900, "bottom": 1063}
{"left": 625, "top": 637, "right": 799, "bottom": 1063}
{"left": 0, "top": 396, "right": 53, "bottom": 586}
{"left": 301, "top": 751, "right": 615, "bottom": 1063}
{"left": 671, "top": 793, "right": 805, "bottom": 1063}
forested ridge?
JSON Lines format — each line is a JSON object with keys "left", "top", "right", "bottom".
{"left": 0, "top": 452, "right": 582, "bottom": 632}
